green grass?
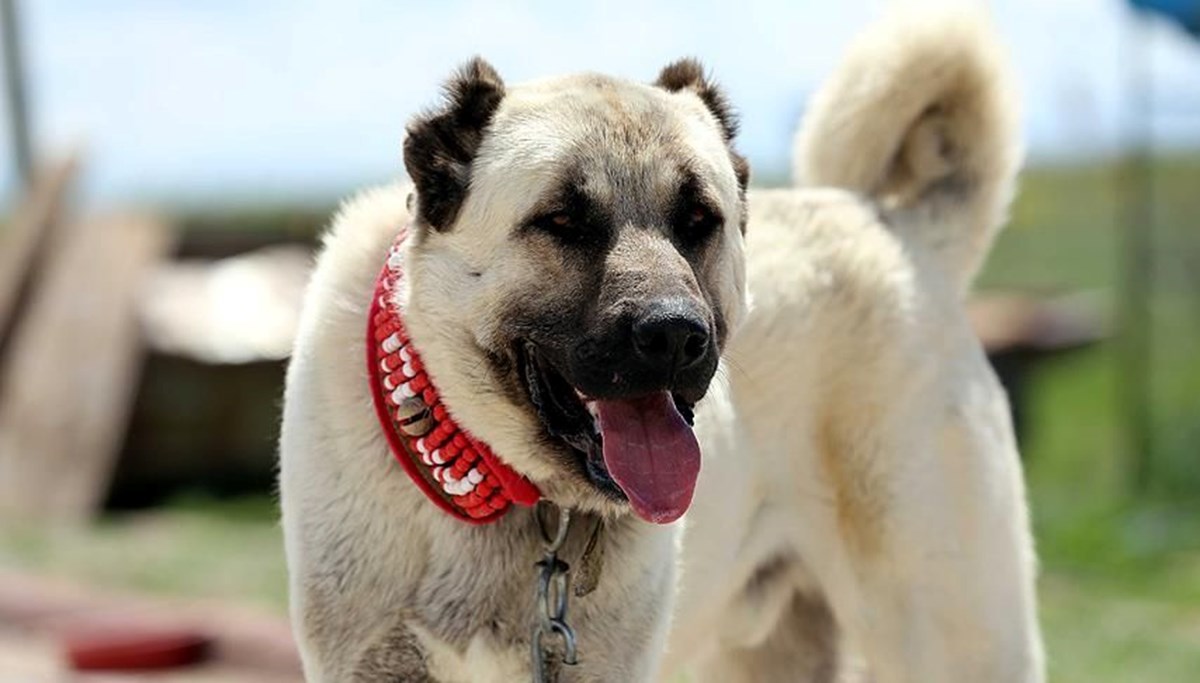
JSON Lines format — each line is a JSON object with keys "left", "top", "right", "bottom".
{"left": 979, "top": 156, "right": 1200, "bottom": 681}
{"left": 0, "top": 495, "right": 288, "bottom": 612}
{"left": 2, "top": 157, "right": 1199, "bottom": 680}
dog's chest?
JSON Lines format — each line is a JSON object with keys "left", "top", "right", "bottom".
{"left": 403, "top": 526, "right": 542, "bottom": 680}
{"left": 397, "top": 515, "right": 670, "bottom": 682}
{"left": 413, "top": 625, "right": 529, "bottom": 683}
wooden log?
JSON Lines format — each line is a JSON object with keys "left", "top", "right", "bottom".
{"left": 0, "top": 155, "right": 79, "bottom": 354}
{"left": 968, "top": 291, "right": 1107, "bottom": 355}
{"left": 0, "top": 212, "right": 176, "bottom": 523}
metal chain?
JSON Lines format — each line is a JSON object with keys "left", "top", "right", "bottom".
{"left": 531, "top": 502, "right": 578, "bottom": 683}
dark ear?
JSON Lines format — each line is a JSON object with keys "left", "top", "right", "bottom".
{"left": 655, "top": 59, "right": 749, "bottom": 191}
{"left": 654, "top": 58, "right": 739, "bottom": 142}
{"left": 403, "top": 57, "right": 506, "bottom": 232}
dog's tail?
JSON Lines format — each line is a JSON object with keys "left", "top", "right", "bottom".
{"left": 793, "top": 7, "right": 1021, "bottom": 293}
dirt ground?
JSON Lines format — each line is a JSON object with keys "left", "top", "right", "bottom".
{"left": 0, "top": 572, "right": 301, "bottom": 683}
{"left": 0, "top": 631, "right": 300, "bottom": 682}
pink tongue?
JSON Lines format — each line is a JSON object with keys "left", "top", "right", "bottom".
{"left": 594, "top": 392, "right": 700, "bottom": 524}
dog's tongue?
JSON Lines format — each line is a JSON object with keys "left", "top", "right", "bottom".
{"left": 594, "top": 392, "right": 700, "bottom": 524}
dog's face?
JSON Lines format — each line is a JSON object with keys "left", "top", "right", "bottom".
{"left": 401, "top": 58, "right": 749, "bottom": 522}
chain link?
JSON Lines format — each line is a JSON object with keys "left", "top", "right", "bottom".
{"left": 531, "top": 502, "right": 578, "bottom": 683}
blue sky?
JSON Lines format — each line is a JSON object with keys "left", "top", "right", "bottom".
{"left": 2, "top": 0, "right": 1199, "bottom": 206}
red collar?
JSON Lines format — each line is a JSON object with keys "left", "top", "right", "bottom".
{"left": 366, "top": 229, "right": 541, "bottom": 524}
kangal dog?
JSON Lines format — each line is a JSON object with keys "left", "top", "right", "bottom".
{"left": 280, "top": 8, "right": 1045, "bottom": 682}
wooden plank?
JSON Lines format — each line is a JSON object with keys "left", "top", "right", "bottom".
{"left": 0, "top": 212, "right": 176, "bottom": 523}
{"left": 0, "top": 155, "right": 79, "bottom": 351}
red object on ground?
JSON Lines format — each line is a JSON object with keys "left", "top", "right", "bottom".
{"left": 62, "top": 621, "right": 211, "bottom": 671}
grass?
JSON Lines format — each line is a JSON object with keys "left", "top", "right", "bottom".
{"left": 0, "top": 495, "right": 288, "bottom": 612}
{"left": 978, "top": 156, "right": 1200, "bottom": 681}
{"left": 2, "top": 157, "right": 1199, "bottom": 680}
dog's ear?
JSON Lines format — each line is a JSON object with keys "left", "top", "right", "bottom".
{"left": 654, "top": 59, "right": 750, "bottom": 191}
{"left": 654, "top": 58, "right": 738, "bottom": 142}
{"left": 403, "top": 57, "right": 506, "bottom": 232}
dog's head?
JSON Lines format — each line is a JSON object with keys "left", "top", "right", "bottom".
{"left": 400, "top": 58, "right": 749, "bottom": 522}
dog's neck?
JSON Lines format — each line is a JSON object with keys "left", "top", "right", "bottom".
{"left": 366, "top": 227, "right": 541, "bottom": 523}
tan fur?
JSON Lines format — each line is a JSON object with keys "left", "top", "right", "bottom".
{"left": 280, "top": 8, "right": 1043, "bottom": 682}
{"left": 794, "top": 7, "right": 1021, "bottom": 295}
{"left": 817, "top": 415, "right": 884, "bottom": 560}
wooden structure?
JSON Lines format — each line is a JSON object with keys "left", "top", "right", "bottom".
{"left": 0, "top": 157, "right": 77, "bottom": 348}
{"left": 0, "top": 157, "right": 176, "bottom": 523}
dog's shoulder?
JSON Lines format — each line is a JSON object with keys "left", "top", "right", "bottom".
{"left": 744, "top": 187, "right": 933, "bottom": 330}
{"left": 307, "top": 182, "right": 413, "bottom": 307}
{"left": 286, "top": 181, "right": 412, "bottom": 399}
{"left": 739, "top": 184, "right": 989, "bottom": 430}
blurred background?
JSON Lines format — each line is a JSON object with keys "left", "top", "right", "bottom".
{"left": 0, "top": 0, "right": 1197, "bottom": 681}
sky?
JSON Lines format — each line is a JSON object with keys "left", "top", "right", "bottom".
{"left": 1, "top": 0, "right": 1199, "bottom": 206}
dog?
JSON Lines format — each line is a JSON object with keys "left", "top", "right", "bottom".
{"left": 279, "top": 8, "right": 1045, "bottom": 682}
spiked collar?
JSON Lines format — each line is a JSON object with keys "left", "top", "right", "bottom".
{"left": 366, "top": 228, "right": 541, "bottom": 523}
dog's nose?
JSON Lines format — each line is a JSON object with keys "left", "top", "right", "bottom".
{"left": 632, "top": 303, "right": 710, "bottom": 371}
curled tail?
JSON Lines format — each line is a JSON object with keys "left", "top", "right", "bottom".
{"left": 794, "top": 8, "right": 1021, "bottom": 293}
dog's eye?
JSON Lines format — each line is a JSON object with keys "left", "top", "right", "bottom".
{"left": 675, "top": 204, "right": 722, "bottom": 246}
{"left": 531, "top": 211, "right": 582, "bottom": 241}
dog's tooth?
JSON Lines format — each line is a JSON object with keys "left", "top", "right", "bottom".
{"left": 587, "top": 402, "right": 601, "bottom": 435}
{"left": 431, "top": 449, "right": 446, "bottom": 465}
{"left": 583, "top": 398, "right": 597, "bottom": 427}
{"left": 399, "top": 347, "right": 411, "bottom": 362}
{"left": 467, "top": 468, "right": 483, "bottom": 485}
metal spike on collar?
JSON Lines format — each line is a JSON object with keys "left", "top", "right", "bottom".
{"left": 573, "top": 517, "right": 605, "bottom": 598}
{"left": 395, "top": 397, "right": 433, "bottom": 436}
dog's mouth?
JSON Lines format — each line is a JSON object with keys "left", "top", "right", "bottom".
{"left": 517, "top": 341, "right": 700, "bottom": 524}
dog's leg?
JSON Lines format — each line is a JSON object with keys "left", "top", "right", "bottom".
{"left": 695, "top": 590, "right": 841, "bottom": 683}
{"left": 351, "top": 621, "right": 435, "bottom": 683}
{"left": 290, "top": 564, "right": 433, "bottom": 682}
{"left": 800, "top": 391, "right": 1045, "bottom": 683}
